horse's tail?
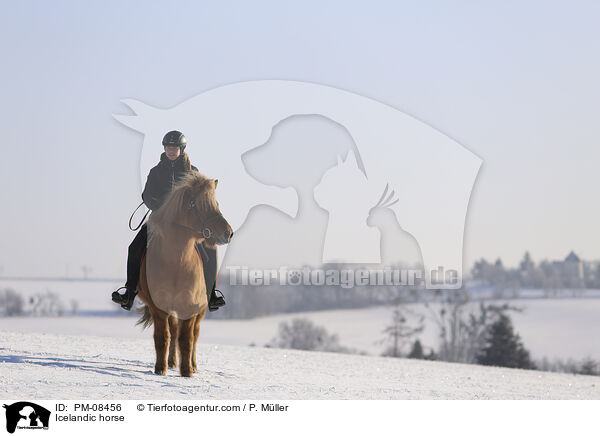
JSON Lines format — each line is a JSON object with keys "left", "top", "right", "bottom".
{"left": 136, "top": 305, "right": 153, "bottom": 329}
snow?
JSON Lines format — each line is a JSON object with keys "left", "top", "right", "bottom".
{"left": 1, "top": 330, "right": 599, "bottom": 400}
{"left": 3, "top": 280, "right": 600, "bottom": 399}
{"left": 2, "top": 297, "right": 600, "bottom": 361}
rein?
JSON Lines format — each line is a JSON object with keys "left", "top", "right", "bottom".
{"left": 129, "top": 202, "right": 151, "bottom": 231}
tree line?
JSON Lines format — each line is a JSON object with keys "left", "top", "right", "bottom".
{"left": 471, "top": 251, "right": 599, "bottom": 296}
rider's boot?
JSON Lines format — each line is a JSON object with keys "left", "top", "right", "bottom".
{"left": 208, "top": 287, "right": 226, "bottom": 312}
{"left": 112, "top": 286, "right": 138, "bottom": 311}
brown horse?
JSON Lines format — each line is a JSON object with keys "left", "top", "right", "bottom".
{"left": 136, "top": 172, "right": 233, "bottom": 377}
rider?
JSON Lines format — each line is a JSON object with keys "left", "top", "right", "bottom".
{"left": 111, "top": 130, "right": 226, "bottom": 312}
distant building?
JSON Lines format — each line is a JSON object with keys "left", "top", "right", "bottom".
{"left": 552, "top": 251, "right": 584, "bottom": 289}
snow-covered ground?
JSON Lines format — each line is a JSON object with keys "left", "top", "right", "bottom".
{"left": 1, "top": 298, "right": 600, "bottom": 361}
{"left": 2, "top": 289, "right": 600, "bottom": 400}
{"left": 1, "top": 330, "right": 599, "bottom": 400}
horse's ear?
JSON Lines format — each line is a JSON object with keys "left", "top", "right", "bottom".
{"left": 214, "top": 179, "right": 218, "bottom": 189}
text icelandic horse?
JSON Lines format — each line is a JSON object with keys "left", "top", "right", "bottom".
{"left": 137, "top": 172, "right": 233, "bottom": 377}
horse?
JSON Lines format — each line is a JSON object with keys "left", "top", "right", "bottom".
{"left": 136, "top": 172, "right": 233, "bottom": 377}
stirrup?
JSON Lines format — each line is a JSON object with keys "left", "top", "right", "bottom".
{"left": 208, "top": 289, "right": 226, "bottom": 312}
{"left": 112, "top": 286, "right": 137, "bottom": 311}
{"left": 111, "top": 286, "right": 128, "bottom": 304}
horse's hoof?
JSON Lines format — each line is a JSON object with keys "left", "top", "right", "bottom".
{"left": 168, "top": 362, "right": 177, "bottom": 369}
{"left": 154, "top": 366, "right": 167, "bottom": 375}
{"left": 180, "top": 366, "right": 193, "bottom": 377}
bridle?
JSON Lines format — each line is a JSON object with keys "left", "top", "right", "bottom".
{"left": 189, "top": 197, "right": 222, "bottom": 239}
{"left": 175, "top": 195, "right": 222, "bottom": 239}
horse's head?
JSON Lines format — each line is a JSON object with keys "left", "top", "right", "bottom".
{"left": 186, "top": 177, "right": 233, "bottom": 247}
{"left": 150, "top": 173, "right": 233, "bottom": 247}
{"left": 366, "top": 183, "right": 399, "bottom": 228}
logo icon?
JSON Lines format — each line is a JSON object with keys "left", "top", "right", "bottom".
{"left": 3, "top": 402, "right": 50, "bottom": 434}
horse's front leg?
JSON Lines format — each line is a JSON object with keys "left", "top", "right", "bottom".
{"left": 191, "top": 312, "right": 202, "bottom": 373}
{"left": 153, "top": 312, "right": 169, "bottom": 375}
{"left": 178, "top": 317, "right": 195, "bottom": 377}
{"left": 167, "top": 315, "right": 179, "bottom": 368}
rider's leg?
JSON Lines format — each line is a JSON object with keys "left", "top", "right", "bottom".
{"left": 196, "top": 241, "right": 225, "bottom": 311}
{"left": 204, "top": 243, "right": 226, "bottom": 311}
{"left": 126, "top": 224, "right": 148, "bottom": 291}
{"left": 112, "top": 224, "right": 147, "bottom": 310}
{"left": 202, "top": 243, "right": 218, "bottom": 296}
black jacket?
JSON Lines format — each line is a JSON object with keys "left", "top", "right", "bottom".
{"left": 142, "top": 152, "right": 198, "bottom": 211}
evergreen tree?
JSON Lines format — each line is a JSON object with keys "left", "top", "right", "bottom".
{"left": 408, "top": 339, "right": 424, "bottom": 359}
{"left": 579, "top": 357, "right": 599, "bottom": 376}
{"left": 477, "top": 314, "right": 536, "bottom": 369}
{"left": 519, "top": 251, "right": 535, "bottom": 272}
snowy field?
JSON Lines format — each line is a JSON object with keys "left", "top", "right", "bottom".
{"left": 2, "top": 281, "right": 600, "bottom": 400}
{"left": 1, "top": 298, "right": 600, "bottom": 361}
{"left": 1, "top": 330, "right": 599, "bottom": 400}
{"left": 2, "top": 279, "right": 600, "bottom": 362}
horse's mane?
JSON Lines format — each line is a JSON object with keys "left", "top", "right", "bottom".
{"left": 148, "top": 172, "right": 217, "bottom": 239}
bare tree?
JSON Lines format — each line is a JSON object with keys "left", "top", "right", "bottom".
{"left": 81, "top": 266, "right": 92, "bottom": 280}
{"left": 380, "top": 305, "right": 424, "bottom": 357}
{"left": 0, "top": 288, "right": 24, "bottom": 316}
{"left": 425, "top": 290, "right": 521, "bottom": 363}
{"left": 70, "top": 299, "right": 79, "bottom": 315}
{"left": 425, "top": 290, "right": 470, "bottom": 362}
{"left": 30, "top": 291, "right": 66, "bottom": 317}
{"left": 269, "top": 318, "right": 350, "bottom": 353}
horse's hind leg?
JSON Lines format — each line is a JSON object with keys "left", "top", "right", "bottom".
{"left": 191, "top": 314, "right": 201, "bottom": 373}
{"left": 153, "top": 311, "right": 169, "bottom": 375}
{"left": 178, "top": 317, "right": 195, "bottom": 377}
{"left": 167, "top": 315, "right": 179, "bottom": 368}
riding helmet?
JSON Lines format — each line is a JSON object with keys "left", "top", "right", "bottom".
{"left": 162, "top": 130, "right": 187, "bottom": 152}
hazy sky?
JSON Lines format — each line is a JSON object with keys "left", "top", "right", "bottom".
{"left": 1, "top": 1, "right": 599, "bottom": 278}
